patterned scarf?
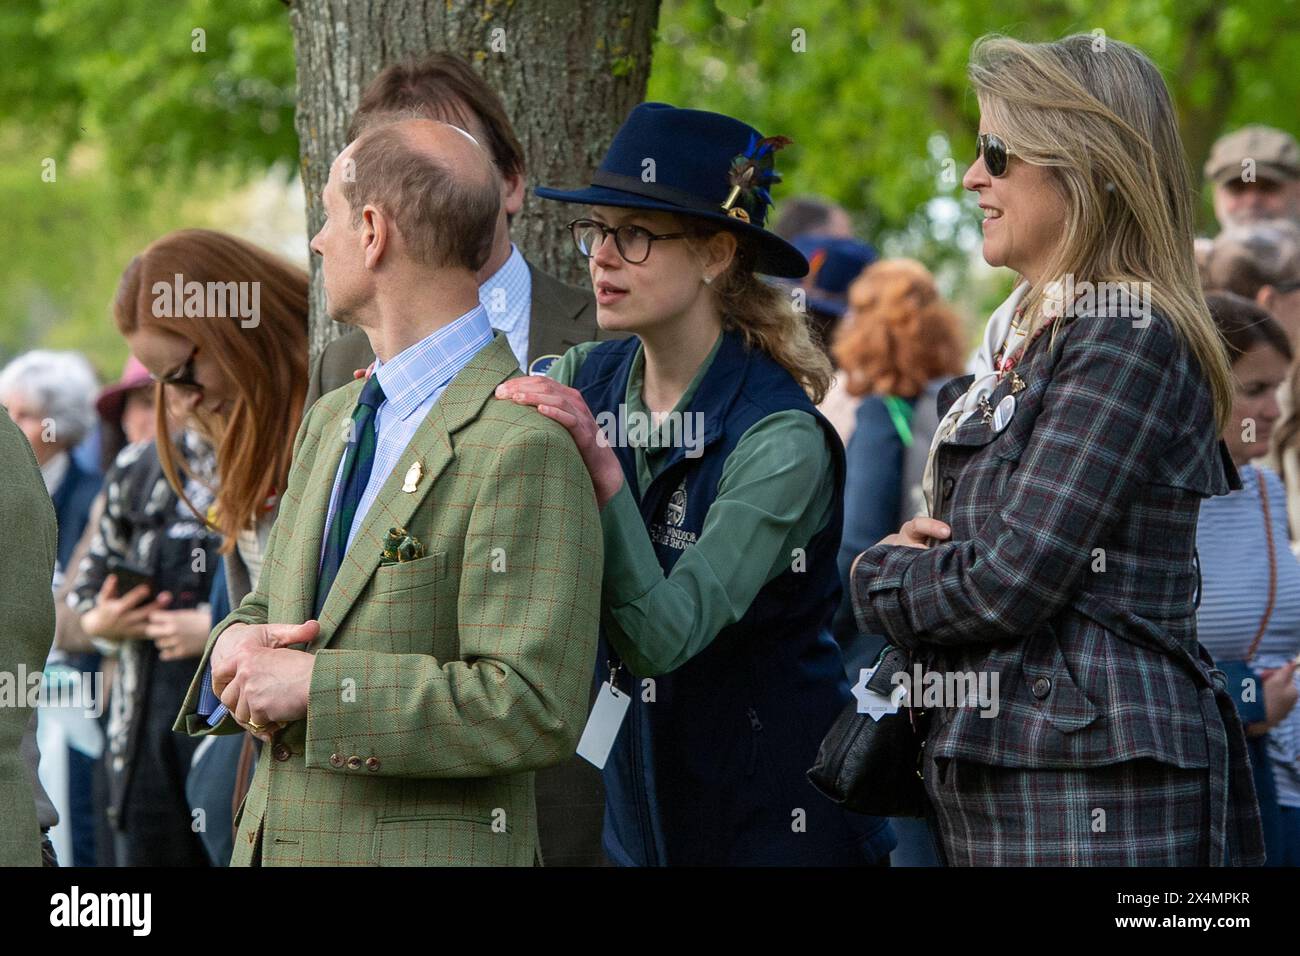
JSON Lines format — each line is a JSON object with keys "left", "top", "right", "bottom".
{"left": 919, "top": 282, "right": 1029, "bottom": 517}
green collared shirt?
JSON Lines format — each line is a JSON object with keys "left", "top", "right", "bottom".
{"left": 548, "top": 335, "right": 836, "bottom": 676}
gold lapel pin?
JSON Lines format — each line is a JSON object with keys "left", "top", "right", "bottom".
{"left": 402, "top": 460, "right": 423, "bottom": 493}
{"left": 1010, "top": 371, "right": 1027, "bottom": 394}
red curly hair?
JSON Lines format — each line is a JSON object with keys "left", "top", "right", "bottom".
{"left": 831, "top": 258, "right": 965, "bottom": 398}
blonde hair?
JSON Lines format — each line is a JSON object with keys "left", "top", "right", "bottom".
{"left": 699, "top": 234, "right": 834, "bottom": 403}
{"left": 969, "top": 34, "right": 1233, "bottom": 427}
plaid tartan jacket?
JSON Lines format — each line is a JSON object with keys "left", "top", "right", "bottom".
{"left": 850, "top": 308, "right": 1266, "bottom": 866}
{"left": 175, "top": 333, "right": 603, "bottom": 866}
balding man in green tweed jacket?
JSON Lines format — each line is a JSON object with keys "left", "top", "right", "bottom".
{"left": 0, "top": 409, "right": 58, "bottom": 866}
{"left": 174, "top": 118, "right": 602, "bottom": 866}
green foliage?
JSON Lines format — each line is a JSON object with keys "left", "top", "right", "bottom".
{"left": 1, "top": 0, "right": 297, "bottom": 179}
{"left": 0, "top": 0, "right": 296, "bottom": 373}
{"left": 3, "top": 0, "right": 1299, "bottom": 361}
{"left": 0, "top": 124, "right": 257, "bottom": 376}
{"left": 647, "top": 0, "right": 1300, "bottom": 321}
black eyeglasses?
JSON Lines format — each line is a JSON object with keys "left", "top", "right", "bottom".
{"left": 151, "top": 346, "right": 203, "bottom": 391}
{"left": 1274, "top": 279, "right": 1300, "bottom": 295}
{"left": 976, "top": 133, "right": 1015, "bottom": 178}
{"left": 568, "top": 219, "right": 693, "bottom": 264}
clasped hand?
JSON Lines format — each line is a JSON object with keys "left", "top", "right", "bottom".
{"left": 210, "top": 620, "right": 321, "bottom": 742}
{"left": 877, "top": 516, "right": 952, "bottom": 549}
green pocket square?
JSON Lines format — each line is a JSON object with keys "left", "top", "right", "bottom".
{"left": 380, "top": 526, "right": 426, "bottom": 565}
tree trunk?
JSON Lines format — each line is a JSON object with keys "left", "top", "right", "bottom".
{"left": 289, "top": 0, "right": 662, "bottom": 360}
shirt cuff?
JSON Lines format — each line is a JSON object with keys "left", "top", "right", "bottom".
{"left": 600, "top": 481, "right": 664, "bottom": 609}
{"left": 197, "top": 664, "right": 229, "bottom": 727}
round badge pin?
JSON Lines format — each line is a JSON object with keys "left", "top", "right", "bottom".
{"left": 527, "top": 354, "right": 561, "bottom": 376}
{"left": 992, "top": 394, "right": 1016, "bottom": 433}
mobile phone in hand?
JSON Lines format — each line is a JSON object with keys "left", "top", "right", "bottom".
{"left": 105, "top": 558, "right": 156, "bottom": 600}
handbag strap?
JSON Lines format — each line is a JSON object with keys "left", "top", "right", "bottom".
{"left": 1247, "top": 468, "right": 1278, "bottom": 662}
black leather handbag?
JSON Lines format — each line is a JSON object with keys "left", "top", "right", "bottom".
{"left": 807, "top": 645, "right": 929, "bottom": 817}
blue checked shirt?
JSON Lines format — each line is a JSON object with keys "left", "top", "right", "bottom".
{"left": 479, "top": 244, "right": 531, "bottom": 371}
{"left": 198, "top": 305, "right": 494, "bottom": 726}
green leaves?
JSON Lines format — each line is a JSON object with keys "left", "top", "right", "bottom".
{"left": 3, "top": 0, "right": 297, "bottom": 179}
{"left": 648, "top": 0, "right": 1300, "bottom": 328}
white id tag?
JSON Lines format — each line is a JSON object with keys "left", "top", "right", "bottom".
{"left": 576, "top": 682, "right": 631, "bottom": 769}
{"left": 850, "top": 665, "right": 908, "bottom": 722}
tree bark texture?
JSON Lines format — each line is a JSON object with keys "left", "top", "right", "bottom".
{"left": 290, "top": 0, "right": 662, "bottom": 359}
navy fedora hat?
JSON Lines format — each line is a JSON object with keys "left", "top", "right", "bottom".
{"left": 534, "top": 102, "right": 809, "bottom": 278}
{"left": 791, "top": 234, "right": 878, "bottom": 318}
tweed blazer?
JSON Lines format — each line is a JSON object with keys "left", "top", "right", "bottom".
{"left": 175, "top": 333, "right": 603, "bottom": 866}
{"left": 0, "top": 411, "right": 58, "bottom": 866}
{"left": 851, "top": 307, "right": 1265, "bottom": 865}
{"left": 303, "top": 265, "right": 619, "bottom": 866}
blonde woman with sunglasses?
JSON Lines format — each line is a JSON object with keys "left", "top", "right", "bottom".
{"left": 849, "top": 35, "right": 1262, "bottom": 866}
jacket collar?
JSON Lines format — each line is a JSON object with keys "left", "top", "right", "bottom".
{"left": 288, "top": 333, "right": 520, "bottom": 644}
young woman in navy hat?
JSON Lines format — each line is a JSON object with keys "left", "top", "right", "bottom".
{"left": 495, "top": 102, "right": 894, "bottom": 865}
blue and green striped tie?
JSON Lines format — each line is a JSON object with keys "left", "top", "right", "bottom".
{"left": 314, "top": 373, "right": 386, "bottom": 617}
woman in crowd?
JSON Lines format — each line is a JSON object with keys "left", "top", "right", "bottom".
{"left": 71, "top": 395, "right": 220, "bottom": 866}
{"left": 47, "top": 357, "right": 160, "bottom": 867}
{"left": 95, "top": 357, "right": 159, "bottom": 471}
{"left": 825, "top": 259, "right": 966, "bottom": 867}
{"left": 76, "top": 228, "right": 308, "bottom": 866}
{"left": 828, "top": 260, "right": 965, "bottom": 660}
{"left": 116, "top": 229, "right": 309, "bottom": 627}
{"left": 1212, "top": 220, "right": 1300, "bottom": 535}
{"left": 848, "top": 34, "right": 1262, "bottom": 865}
{"left": 1198, "top": 291, "right": 1300, "bottom": 866}
{"left": 784, "top": 233, "right": 878, "bottom": 368}
{"left": 496, "top": 103, "right": 894, "bottom": 865}
{"left": 117, "top": 228, "right": 308, "bottom": 867}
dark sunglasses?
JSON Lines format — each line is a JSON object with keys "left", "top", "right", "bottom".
{"left": 976, "top": 133, "right": 1015, "bottom": 178}
{"left": 150, "top": 346, "right": 203, "bottom": 391}
{"left": 568, "top": 218, "right": 693, "bottom": 265}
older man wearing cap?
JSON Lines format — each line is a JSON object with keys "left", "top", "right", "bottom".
{"left": 1206, "top": 125, "right": 1300, "bottom": 229}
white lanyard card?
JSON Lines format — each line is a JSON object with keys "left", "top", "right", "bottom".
{"left": 576, "top": 681, "right": 631, "bottom": 769}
